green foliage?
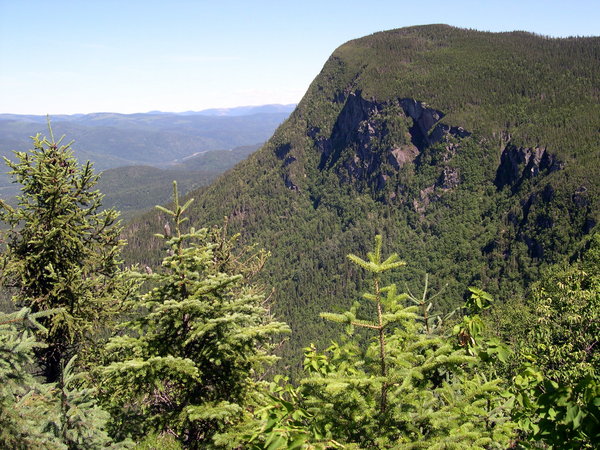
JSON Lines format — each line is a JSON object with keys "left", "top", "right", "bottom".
{"left": 97, "top": 183, "right": 289, "bottom": 447}
{"left": 122, "top": 26, "right": 600, "bottom": 375}
{"left": 524, "top": 233, "right": 599, "bottom": 384}
{"left": 0, "top": 124, "right": 128, "bottom": 382}
{"left": 514, "top": 366, "right": 599, "bottom": 448}
{"left": 252, "top": 236, "right": 516, "bottom": 448}
{"left": 512, "top": 233, "right": 600, "bottom": 448}
{"left": 0, "top": 307, "right": 57, "bottom": 447}
{"left": 453, "top": 287, "right": 511, "bottom": 365}
{"left": 243, "top": 375, "right": 328, "bottom": 450}
{"left": 54, "top": 356, "right": 118, "bottom": 449}
{"left": 133, "top": 432, "right": 182, "bottom": 450}
{"left": 0, "top": 308, "right": 120, "bottom": 449}
{"left": 2, "top": 27, "right": 599, "bottom": 446}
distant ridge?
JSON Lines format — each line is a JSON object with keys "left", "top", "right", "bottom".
{"left": 0, "top": 106, "right": 292, "bottom": 198}
{"left": 189, "top": 104, "right": 297, "bottom": 116}
{"left": 0, "top": 104, "right": 297, "bottom": 119}
{"left": 0, "top": 106, "right": 292, "bottom": 169}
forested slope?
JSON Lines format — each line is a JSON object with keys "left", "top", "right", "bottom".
{"left": 124, "top": 25, "right": 600, "bottom": 370}
{"left": 97, "top": 145, "right": 260, "bottom": 219}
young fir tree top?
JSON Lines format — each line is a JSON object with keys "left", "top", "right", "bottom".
{"left": 0, "top": 123, "right": 128, "bottom": 383}
{"left": 293, "top": 235, "right": 516, "bottom": 448}
{"left": 98, "top": 182, "right": 289, "bottom": 448}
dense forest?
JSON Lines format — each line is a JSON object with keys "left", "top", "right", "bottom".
{"left": 124, "top": 25, "right": 599, "bottom": 373}
{"left": 0, "top": 25, "right": 599, "bottom": 448}
{"left": 96, "top": 145, "right": 261, "bottom": 220}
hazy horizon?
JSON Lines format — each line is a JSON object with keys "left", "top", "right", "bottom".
{"left": 0, "top": 103, "right": 297, "bottom": 117}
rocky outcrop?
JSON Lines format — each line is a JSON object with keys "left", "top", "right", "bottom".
{"left": 317, "top": 91, "right": 384, "bottom": 172}
{"left": 399, "top": 98, "right": 470, "bottom": 150}
{"left": 438, "top": 166, "right": 460, "bottom": 190}
{"left": 389, "top": 146, "right": 419, "bottom": 170}
{"left": 283, "top": 173, "right": 299, "bottom": 191}
{"left": 399, "top": 98, "right": 444, "bottom": 150}
{"left": 274, "top": 143, "right": 292, "bottom": 159}
{"left": 495, "top": 145, "right": 562, "bottom": 191}
{"left": 413, "top": 185, "right": 436, "bottom": 216}
{"left": 312, "top": 91, "right": 470, "bottom": 197}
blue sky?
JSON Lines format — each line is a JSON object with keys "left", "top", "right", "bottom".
{"left": 1, "top": 0, "right": 598, "bottom": 115}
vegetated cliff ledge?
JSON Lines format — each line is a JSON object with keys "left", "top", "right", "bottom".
{"left": 288, "top": 91, "right": 471, "bottom": 198}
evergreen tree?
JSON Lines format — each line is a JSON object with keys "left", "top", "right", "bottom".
{"left": 259, "top": 236, "right": 517, "bottom": 448}
{"left": 0, "top": 307, "right": 59, "bottom": 447}
{"left": 0, "top": 124, "right": 127, "bottom": 383}
{"left": 0, "top": 308, "right": 119, "bottom": 449}
{"left": 97, "top": 183, "right": 288, "bottom": 447}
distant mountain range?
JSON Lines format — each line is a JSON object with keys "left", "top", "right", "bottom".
{"left": 0, "top": 105, "right": 295, "bottom": 167}
{"left": 188, "top": 104, "right": 296, "bottom": 116}
{"left": 0, "top": 106, "right": 294, "bottom": 202}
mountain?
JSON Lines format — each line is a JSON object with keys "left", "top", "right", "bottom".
{"left": 124, "top": 25, "right": 600, "bottom": 371}
{"left": 190, "top": 104, "right": 297, "bottom": 116}
{"left": 0, "top": 108, "right": 290, "bottom": 197}
{"left": 97, "top": 144, "right": 260, "bottom": 220}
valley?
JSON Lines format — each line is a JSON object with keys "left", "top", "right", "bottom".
{"left": 0, "top": 106, "right": 293, "bottom": 214}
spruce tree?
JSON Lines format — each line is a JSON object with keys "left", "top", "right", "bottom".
{"left": 98, "top": 183, "right": 288, "bottom": 447}
{"left": 295, "top": 236, "right": 516, "bottom": 448}
{"left": 0, "top": 124, "right": 127, "bottom": 383}
{"left": 0, "top": 307, "right": 58, "bottom": 447}
{"left": 0, "top": 308, "right": 119, "bottom": 449}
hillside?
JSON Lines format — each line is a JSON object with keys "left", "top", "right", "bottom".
{"left": 124, "top": 25, "right": 600, "bottom": 370}
{"left": 0, "top": 108, "right": 290, "bottom": 197}
{"left": 97, "top": 145, "right": 260, "bottom": 219}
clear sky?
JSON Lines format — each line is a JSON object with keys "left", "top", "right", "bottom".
{"left": 1, "top": 0, "right": 598, "bottom": 115}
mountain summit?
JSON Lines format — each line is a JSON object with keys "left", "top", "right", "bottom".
{"left": 127, "top": 25, "right": 600, "bottom": 368}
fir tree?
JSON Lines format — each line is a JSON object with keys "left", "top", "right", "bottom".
{"left": 0, "top": 308, "right": 119, "bottom": 449}
{"left": 98, "top": 183, "right": 288, "bottom": 447}
{"left": 0, "top": 123, "right": 127, "bottom": 383}
{"left": 295, "top": 236, "right": 516, "bottom": 448}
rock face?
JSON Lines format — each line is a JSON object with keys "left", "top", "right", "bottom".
{"left": 312, "top": 91, "right": 470, "bottom": 196}
{"left": 274, "top": 143, "right": 292, "bottom": 159}
{"left": 399, "top": 98, "right": 445, "bottom": 149}
{"left": 389, "top": 146, "right": 419, "bottom": 170}
{"left": 438, "top": 166, "right": 460, "bottom": 190}
{"left": 495, "top": 145, "right": 562, "bottom": 191}
{"left": 317, "top": 91, "right": 388, "bottom": 172}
